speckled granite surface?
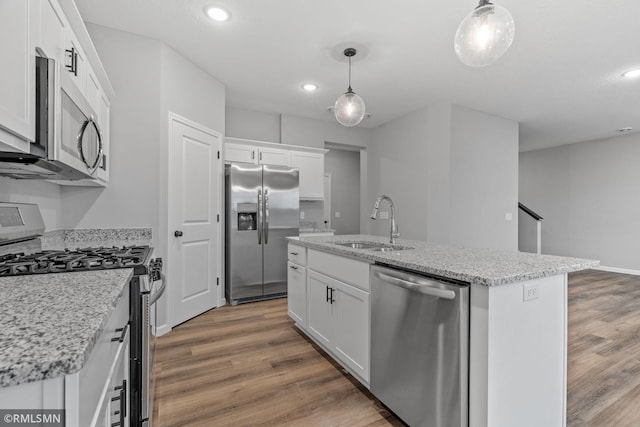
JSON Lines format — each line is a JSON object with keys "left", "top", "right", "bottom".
{"left": 287, "top": 234, "right": 599, "bottom": 286}
{"left": 41, "top": 228, "right": 152, "bottom": 250}
{"left": 299, "top": 228, "right": 335, "bottom": 234}
{"left": 0, "top": 269, "right": 133, "bottom": 387}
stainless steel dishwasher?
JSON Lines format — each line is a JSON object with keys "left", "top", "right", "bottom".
{"left": 371, "top": 264, "right": 470, "bottom": 427}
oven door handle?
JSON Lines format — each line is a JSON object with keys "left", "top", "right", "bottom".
{"left": 149, "top": 272, "right": 167, "bottom": 306}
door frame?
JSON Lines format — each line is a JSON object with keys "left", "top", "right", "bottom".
{"left": 324, "top": 173, "right": 331, "bottom": 229}
{"left": 162, "top": 112, "right": 223, "bottom": 333}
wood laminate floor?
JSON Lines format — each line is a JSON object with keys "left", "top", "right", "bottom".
{"left": 154, "top": 270, "right": 640, "bottom": 426}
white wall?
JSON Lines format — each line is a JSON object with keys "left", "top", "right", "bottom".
{"left": 367, "top": 104, "right": 519, "bottom": 250}
{"left": 79, "top": 24, "right": 226, "bottom": 329}
{"left": 281, "top": 114, "right": 372, "bottom": 149}
{"left": 62, "top": 24, "right": 162, "bottom": 239}
{"left": 449, "top": 105, "right": 519, "bottom": 250}
{"left": 520, "top": 133, "right": 640, "bottom": 271}
{"left": 226, "top": 107, "right": 280, "bottom": 142}
{"left": 325, "top": 149, "right": 360, "bottom": 234}
{"left": 368, "top": 108, "right": 430, "bottom": 241}
{"left": 0, "top": 180, "right": 62, "bottom": 230}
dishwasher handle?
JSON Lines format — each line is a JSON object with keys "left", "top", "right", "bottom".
{"left": 374, "top": 271, "right": 457, "bottom": 300}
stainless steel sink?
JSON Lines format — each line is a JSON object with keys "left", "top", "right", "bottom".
{"left": 335, "top": 241, "right": 413, "bottom": 251}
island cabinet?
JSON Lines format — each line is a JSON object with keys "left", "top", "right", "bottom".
{"left": 287, "top": 243, "right": 307, "bottom": 328}
{"left": 288, "top": 243, "right": 372, "bottom": 386}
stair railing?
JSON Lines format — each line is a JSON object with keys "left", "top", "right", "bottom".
{"left": 518, "top": 202, "right": 543, "bottom": 255}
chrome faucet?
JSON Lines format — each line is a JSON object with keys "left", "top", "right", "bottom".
{"left": 370, "top": 195, "right": 400, "bottom": 244}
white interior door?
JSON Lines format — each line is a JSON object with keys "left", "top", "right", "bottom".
{"left": 168, "top": 114, "right": 222, "bottom": 327}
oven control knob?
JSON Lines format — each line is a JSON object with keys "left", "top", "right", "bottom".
{"left": 174, "top": 230, "right": 183, "bottom": 237}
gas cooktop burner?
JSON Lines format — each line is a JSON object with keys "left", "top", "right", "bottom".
{"left": 0, "top": 246, "right": 152, "bottom": 277}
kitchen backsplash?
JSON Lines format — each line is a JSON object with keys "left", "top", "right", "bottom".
{"left": 300, "top": 200, "right": 325, "bottom": 229}
{"left": 41, "top": 228, "right": 152, "bottom": 250}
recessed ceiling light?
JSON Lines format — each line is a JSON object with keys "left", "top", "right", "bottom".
{"left": 302, "top": 83, "right": 318, "bottom": 92}
{"left": 622, "top": 69, "right": 640, "bottom": 78}
{"left": 618, "top": 127, "right": 633, "bottom": 133}
{"left": 205, "top": 6, "right": 230, "bottom": 22}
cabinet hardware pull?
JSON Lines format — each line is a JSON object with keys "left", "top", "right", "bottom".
{"left": 326, "top": 285, "right": 330, "bottom": 302}
{"left": 330, "top": 287, "right": 335, "bottom": 304}
{"left": 251, "top": 150, "right": 255, "bottom": 160}
{"left": 111, "top": 323, "right": 129, "bottom": 343}
{"left": 121, "top": 379, "right": 127, "bottom": 418}
{"left": 290, "top": 252, "right": 298, "bottom": 255}
{"left": 174, "top": 230, "right": 183, "bottom": 237}
{"left": 65, "top": 47, "right": 78, "bottom": 76}
{"left": 290, "top": 265, "right": 298, "bottom": 270}
{"left": 260, "top": 152, "right": 263, "bottom": 161}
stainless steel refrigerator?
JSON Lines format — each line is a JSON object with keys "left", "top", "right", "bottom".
{"left": 225, "top": 163, "right": 299, "bottom": 305}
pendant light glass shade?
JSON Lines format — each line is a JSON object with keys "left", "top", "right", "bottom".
{"left": 454, "top": 1, "right": 515, "bottom": 67}
{"left": 334, "top": 48, "right": 366, "bottom": 127}
{"left": 334, "top": 90, "right": 366, "bottom": 127}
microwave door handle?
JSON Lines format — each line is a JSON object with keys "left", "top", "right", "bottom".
{"left": 77, "top": 116, "right": 103, "bottom": 175}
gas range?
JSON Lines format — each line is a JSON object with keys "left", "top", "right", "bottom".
{"left": 0, "top": 201, "right": 164, "bottom": 427}
{"left": 0, "top": 246, "right": 153, "bottom": 277}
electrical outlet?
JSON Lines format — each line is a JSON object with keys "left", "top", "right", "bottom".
{"left": 523, "top": 283, "right": 539, "bottom": 301}
{"left": 300, "top": 211, "right": 305, "bottom": 219}
{"left": 379, "top": 211, "right": 389, "bottom": 219}
{"left": 335, "top": 212, "right": 341, "bottom": 218}
{"left": 505, "top": 212, "right": 513, "bottom": 221}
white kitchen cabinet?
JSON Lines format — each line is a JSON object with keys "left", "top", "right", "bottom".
{"left": 258, "top": 146, "right": 290, "bottom": 166}
{"left": 307, "top": 269, "right": 370, "bottom": 383}
{"left": 0, "top": 290, "right": 130, "bottom": 427}
{"left": 290, "top": 151, "right": 324, "bottom": 199}
{"left": 225, "top": 141, "right": 290, "bottom": 166}
{"left": 225, "top": 142, "right": 257, "bottom": 164}
{"left": 38, "top": 0, "right": 67, "bottom": 65}
{"left": 307, "top": 270, "right": 334, "bottom": 347}
{"left": 287, "top": 244, "right": 307, "bottom": 328}
{"left": 64, "top": 29, "right": 87, "bottom": 94}
{"left": 0, "top": 0, "right": 35, "bottom": 148}
{"left": 301, "top": 247, "right": 371, "bottom": 385}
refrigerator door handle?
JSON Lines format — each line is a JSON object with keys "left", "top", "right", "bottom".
{"left": 264, "top": 188, "right": 269, "bottom": 244}
{"left": 257, "top": 189, "right": 262, "bottom": 244}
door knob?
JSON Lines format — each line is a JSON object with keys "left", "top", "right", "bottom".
{"left": 174, "top": 230, "right": 183, "bottom": 237}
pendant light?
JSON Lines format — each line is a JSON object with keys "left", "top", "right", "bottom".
{"left": 454, "top": 0, "right": 515, "bottom": 67}
{"left": 334, "top": 48, "right": 366, "bottom": 127}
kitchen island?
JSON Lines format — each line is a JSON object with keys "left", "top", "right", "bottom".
{"left": 287, "top": 234, "right": 598, "bottom": 427}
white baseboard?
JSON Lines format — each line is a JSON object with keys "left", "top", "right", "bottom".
{"left": 156, "top": 324, "right": 172, "bottom": 337}
{"left": 594, "top": 265, "right": 640, "bottom": 276}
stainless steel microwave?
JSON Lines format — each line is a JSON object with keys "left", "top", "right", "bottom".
{"left": 0, "top": 54, "right": 104, "bottom": 180}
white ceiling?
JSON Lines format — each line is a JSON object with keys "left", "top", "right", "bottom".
{"left": 75, "top": 0, "right": 640, "bottom": 151}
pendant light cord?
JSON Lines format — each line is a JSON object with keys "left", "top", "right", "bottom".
{"left": 347, "top": 55, "right": 353, "bottom": 93}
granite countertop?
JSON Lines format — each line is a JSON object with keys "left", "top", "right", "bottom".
{"left": 299, "top": 228, "right": 336, "bottom": 234}
{"left": 287, "top": 234, "right": 599, "bottom": 286}
{"left": 0, "top": 269, "right": 133, "bottom": 388}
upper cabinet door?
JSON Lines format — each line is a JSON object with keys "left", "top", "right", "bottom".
{"left": 39, "top": 0, "right": 67, "bottom": 64}
{"left": 64, "top": 30, "right": 86, "bottom": 93}
{"left": 290, "top": 151, "right": 325, "bottom": 199}
{"left": 0, "top": 0, "right": 35, "bottom": 147}
{"left": 225, "top": 142, "right": 258, "bottom": 164}
{"left": 258, "top": 147, "right": 290, "bottom": 166}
